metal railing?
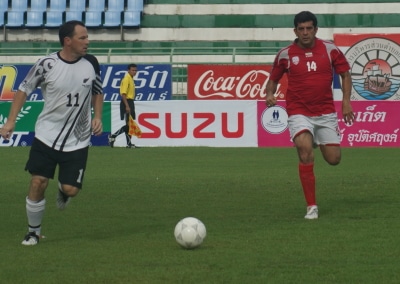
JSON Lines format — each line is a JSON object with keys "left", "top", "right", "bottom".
{"left": 0, "top": 46, "right": 280, "bottom": 63}
{"left": 0, "top": 46, "right": 280, "bottom": 98}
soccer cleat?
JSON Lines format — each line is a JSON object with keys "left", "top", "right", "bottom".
{"left": 56, "top": 189, "right": 71, "bottom": 210}
{"left": 21, "top": 232, "right": 40, "bottom": 246}
{"left": 304, "top": 205, "right": 318, "bottom": 219}
{"left": 126, "top": 144, "right": 140, "bottom": 148}
{"left": 108, "top": 134, "right": 115, "bottom": 148}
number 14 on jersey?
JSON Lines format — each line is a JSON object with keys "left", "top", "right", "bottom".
{"left": 307, "top": 61, "right": 317, "bottom": 72}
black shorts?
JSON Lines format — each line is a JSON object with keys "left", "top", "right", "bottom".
{"left": 120, "top": 99, "right": 136, "bottom": 120}
{"left": 25, "top": 138, "right": 89, "bottom": 189}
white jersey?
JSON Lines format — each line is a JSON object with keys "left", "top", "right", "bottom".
{"left": 19, "top": 52, "right": 102, "bottom": 152}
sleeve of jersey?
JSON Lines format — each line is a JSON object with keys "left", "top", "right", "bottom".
{"left": 18, "top": 58, "right": 46, "bottom": 95}
{"left": 269, "top": 52, "right": 288, "bottom": 82}
{"left": 331, "top": 48, "right": 351, "bottom": 74}
{"left": 85, "top": 54, "right": 103, "bottom": 96}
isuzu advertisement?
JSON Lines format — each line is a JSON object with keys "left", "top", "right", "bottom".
{"left": 0, "top": 101, "right": 399, "bottom": 147}
{"left": 111, "top": 101, "right": 258, "bottom": 147}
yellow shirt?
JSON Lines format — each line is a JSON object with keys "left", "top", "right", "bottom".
{"left": 120, "top": 73, "right": 135, "bottom": 99}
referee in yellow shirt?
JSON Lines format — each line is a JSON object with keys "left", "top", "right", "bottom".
{"left": 108, "top": 64, "right": 138, "bottom": 148}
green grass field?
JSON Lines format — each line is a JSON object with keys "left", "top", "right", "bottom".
{"left": 1, "top": 146, "right": 400, "bottom": 283}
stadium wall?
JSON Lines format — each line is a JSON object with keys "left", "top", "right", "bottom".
{"left": 2, "top": 1, "right": 400, "bottom": 44}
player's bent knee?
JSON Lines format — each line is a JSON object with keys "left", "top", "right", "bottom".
{"left": 61, "top": 184, "right": 80, "bottom": 197}
{"left": 31, "top": 175, "right": 49, "bottom": 189}
{"left": 320, "top": 146, "right": 341, "bottom": 165}
{"left": 327, "top": 156, "right": 341, "bottom": 166}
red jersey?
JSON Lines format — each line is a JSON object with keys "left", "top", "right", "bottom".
{"left": 270, "top": 38, "right": 350, "bottom": 116}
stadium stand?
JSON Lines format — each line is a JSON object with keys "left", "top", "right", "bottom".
{"left": 123, "top": 10, "right": 141, "bottom": 27}
{"left": 49, "top": 0, "right": 67, "bottom": 12}
{"left": 104, "top": 11, "right": 123, "bottom": 27}
{"left": 44, "top": 0, "right": 66, "bottom": 27}
{"left": 5, "top": 0, "right": 28, "bottom": 27}
{"left": 65, "top": 10, "right": 83, "bottom": 22}
{"left": 30, "top": 0, "right": 47, "bottom": 12}
{"left": 45, "top": 11, "right": 64, "bottom": 28}
{"left": 1, "top": 1, "right": 400, "bottom": 60}
{"left": 104, "top": 0, "right": 125, "bottom": 27}
{"left": 68, "top": 0, "right": 86, "bottom": 12}
{"left": 0, "top": 1, "right": 7, "bottom": 13}
{"left": 10, "top": 0, "right": 28, "bottom": 11}
{"left": 26, "top": 0, "right": 46, "bottom": 27}
{"left": 84, "top": 11, "right": 103, "bottom": 27}
{"left": 26, "top": 11, "right": 44, "bottom": 27}
{"left": 87, "top": 0, "right": 106, "bottom": 12}
{"left": 66, "top": 0, "right": 86, "bottom": 22}
{"left": 2, "top": 0, "right": 144, "bottom": 32}
{"left": 5, "top": 11, "right": 25, "bottom": 27}
{"left": 108, "top": 0, "right": 125, "bottom": 12}
{"left": 0, "top": 1, "right": 7, "bottom": 27}
{"left": 127, "top": 0, "right": 144, "bottom": 12}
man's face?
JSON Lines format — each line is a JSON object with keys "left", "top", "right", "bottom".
{"left": 128, "top": 67, "right": 137, "bottom": 77}
{"left": 294, "top": 21, "right": 318, "bottom": 48}
{"left": 69, "top": 25, "right": 89, "bottom": 57}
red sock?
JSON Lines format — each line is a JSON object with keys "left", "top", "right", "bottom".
{"left": 299, "top": 163, "right": 316, "bottom": 206}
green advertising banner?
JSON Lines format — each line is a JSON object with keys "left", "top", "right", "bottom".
{"left": 0, "top": 102, "right": 112, "bottom": 146}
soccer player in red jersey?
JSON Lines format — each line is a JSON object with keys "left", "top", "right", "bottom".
{"left": 265, "top": 11, "right": 355, "bottom": 219}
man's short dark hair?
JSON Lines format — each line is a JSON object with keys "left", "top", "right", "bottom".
{"left": 128, "top": 64, "right": 137, "bottom": 69}
{"left": 294, "top": 11, "right": 318, "bottom": 28}
{"left": 59, "top": 20, "right": 86, "bottom": 46}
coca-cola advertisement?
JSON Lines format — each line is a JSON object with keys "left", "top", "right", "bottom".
{"left": 187, "top": 64, "right": 288, "bottom": 100}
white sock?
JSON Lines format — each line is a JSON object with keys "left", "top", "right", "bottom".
{"left": 26, "top": 197, "right": 46, "bottom": 236}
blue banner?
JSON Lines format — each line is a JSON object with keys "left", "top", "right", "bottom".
{"left": 101, "top": 64, "right": 172, "bottom": 101}
{"left": 0, "top": 64, "right": 172, "bottom": 101}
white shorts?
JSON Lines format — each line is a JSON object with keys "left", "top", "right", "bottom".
{"left": 288, "top": 113, "right": 341, "bottom": 145}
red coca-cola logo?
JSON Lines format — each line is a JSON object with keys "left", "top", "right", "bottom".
{"left": 188, "top": 65, "right": 287, "bottom": 100}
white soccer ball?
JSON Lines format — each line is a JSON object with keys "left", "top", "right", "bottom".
{"left": 174, "top": 217, "right": 207, "bottom": 249}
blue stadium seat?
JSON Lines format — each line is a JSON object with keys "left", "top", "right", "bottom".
{"left": 85, "top": 11, "right": 103, "bottom": 27}
{"left": 0, "top": 1, "right": 8, "bottom": 13}
{"left": 123, "top": 11, "right": 140, "bottom": 27}
{"left": 65, "top": 11, "right": 83, "bottom": 22}
{"left": 104, "top": 11, "right": 122, "bottom": 27}
{"left": 0, "top": 12, "right": 4, "bottom": 27}
{"left": 6, "top": 11, "right": 25, "bottom": 27}
{"left": 45, "top": 11, "right": 64, "bottom": 27}
{"left": 30, "top": 0, "right": 47, "bottom": 12}
{"left": 0, "top": 1, "right": 7, "bottom": 26}
{"left": 10, "top": 0, "right": 28, "bottom": 11}
{"left": 49, "top": 0, "right": 67, "bottom": 12}
{"left": 127, "top": 0, "right": 143, "bottom": 12}
{"left": 26, "top": 11, "right": 44, "bottom": 27}
{"left": 107, "top": 0, "right": 124, "bottom": 12}
{"left": 87, "top": 0, "right": 105, "bottom": 12}
{"left": 69, "top": 0, "right": 86, "bottom": 12}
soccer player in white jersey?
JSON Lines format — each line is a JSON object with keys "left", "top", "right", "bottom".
{"left": 0, "top": 21, "right": 103, "bottom": 245}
